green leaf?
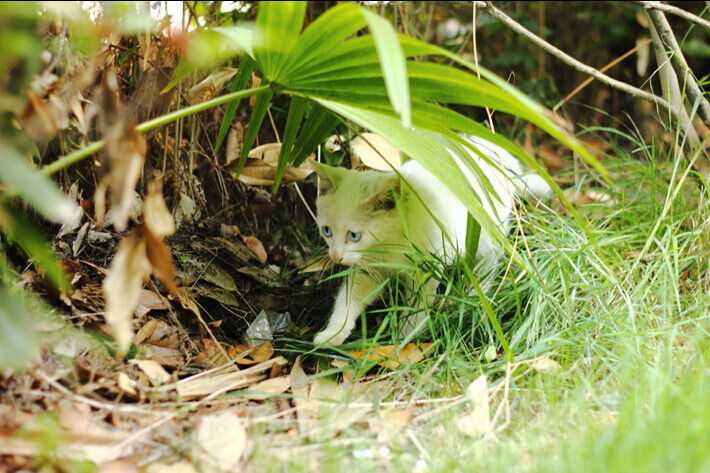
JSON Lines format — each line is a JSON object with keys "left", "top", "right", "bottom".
{"left": 214, "top": 55, "right": 256, "bottom": 156}
{"left": 162, "top": 28, "right": 253, "bottom": 94}
{"left": 465, "top": 214, "right": 481, "bottom": 270}
{"left": 273, "top": 96, "right": 308, "bottom": 191}
{"left": 361, "top": 7, "right": 411, "bottom": 128}
{"left": 281, "top": 2, "right": 367, "bottom": 77}
{"left": 0, "top": 285, "right": 36, "bottom": 369}
{"left": 235, "top": 87, "right": 274, "bottom": 176}
{"left": 0, "top": 204, "right": 69, "bottom": 292}
{"left": 253, "top": 1, "right": 307, "bottom": 82}
{"left": 290, "top": 103, "right": 340, "bottom": 167}
{"left": 0, "top": 142, "right": 74, "bottom": 224}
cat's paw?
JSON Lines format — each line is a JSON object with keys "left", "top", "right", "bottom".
{"left": 313, "top": 329, "right": 348, "bottom": 346}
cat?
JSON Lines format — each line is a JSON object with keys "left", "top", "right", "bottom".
{"left": 312, "top": 134, "right": 551, "bottom": 346}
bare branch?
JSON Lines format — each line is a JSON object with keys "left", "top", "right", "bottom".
{"left": 478, "top": 2, "right": 672, "bottom": 114}
{"left": 637, "top": 1, "right": 710, "bottom": 31}
{"left": 645, "top": 7, "right": 710, "bottom": 129}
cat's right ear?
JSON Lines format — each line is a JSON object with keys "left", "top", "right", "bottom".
{"left": 310, "top": 160, "right": 345, "bottom": 194}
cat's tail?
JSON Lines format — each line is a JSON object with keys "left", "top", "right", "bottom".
{"left": 514, "top": 172, "right": 554, "bottom": 200}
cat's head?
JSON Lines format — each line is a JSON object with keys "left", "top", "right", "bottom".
{"left": 312, "top": 161, "right": 403, "bottom": 267}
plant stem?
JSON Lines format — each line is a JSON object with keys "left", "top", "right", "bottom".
{"left": 40, "top": 84, "right": 271, "bottom": 177}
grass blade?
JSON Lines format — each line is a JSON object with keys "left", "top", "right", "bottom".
{"left": 273, "top": 96, "right": 307, "bottom": 191}
{"left": 235, "top": 87, "right": 274, "bottom": 176}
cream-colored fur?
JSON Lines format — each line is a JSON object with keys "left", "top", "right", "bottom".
{"left": 312, "top": 135, "right": 550, "bottom": 346}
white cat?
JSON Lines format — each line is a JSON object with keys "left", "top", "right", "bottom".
{"left": 312, "top": 134, "right": 551, "bottom": 346}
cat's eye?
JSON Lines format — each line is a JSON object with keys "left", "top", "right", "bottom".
{"left": 347, "top": 231, "right": 362, "bottom": 242}
{"left": 322, "top": 226, "right": 333, "bottom": 237}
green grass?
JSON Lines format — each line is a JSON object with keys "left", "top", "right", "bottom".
{"left": 250, "top": 134, "right": 710, "bottom": 472}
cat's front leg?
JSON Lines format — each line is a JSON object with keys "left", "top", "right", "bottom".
{"left": 314, "top": 271, "right": 380, "bottom": 346}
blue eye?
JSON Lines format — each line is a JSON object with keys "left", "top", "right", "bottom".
{"left": 348, "top": 231, "right": 362, "bottom": 242}
{"left": 322, "top": 226, "right": 332, "bottom": 237}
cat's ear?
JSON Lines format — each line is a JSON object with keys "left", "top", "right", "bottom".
{"left": 365, "top": 175, "right": 401, "bottom": 211}
{"left": 310, "top": 160, "right": 346, "bottom": 194}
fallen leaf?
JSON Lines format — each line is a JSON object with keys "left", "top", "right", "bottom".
{"left": 117, "top": 372, "right": 138, "bottom": 396}
{"left": 225, "top": 122, "right": 244, "bottom": 165}
{"left": 530, "top": 356, "right": 561, "bottom": 373}
{"left": 241, "top": 234, "right": 268, "bottom": 263}
{"left": 103, "top": 232, "right": 152, "bottom": 356}
{"left": 334, "top": 133, "right": 402, "bottom": 170}
{"left": 140, "top": 344, "right": 183, "bottom": 368}
{"left": 224, "top": 142, "right": 315, "bottom": 186}
{"left": 142, "top": 223, "right": 179, "bottom": 295}
{"left": 243, "top": 375, "right": 291, "bottom": 400}
{"left": 347, "top": 343, "right": 432, "bottom": 370}
{"left": 194, "top": 411, "right": 247, "bottom": 471}
{"left": 144, "top": 180, "right": 176, "bottom": 238}
{"left": 458, "top": 374, "right": 491, "bottom": 438}
{"left": 129, "top": 359, "right": 171, "bottom": 385}
{"left": 187, "top": 67, "right": 237, "bottom": 105}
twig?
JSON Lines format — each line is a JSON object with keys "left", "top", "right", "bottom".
{"left": 645, "top": 7, "right": 710, "bottom": 129}
{"left": 636, "top": 1, "right": 710, "bottom": 31}
{"left": 554, "top": 38, "right": 653, "bottom": 112}
{"left": 35, "top": 85, "right": 271, "bottom": 179}
{"left": 478, "top": 1, "right": 673, "bottom": 114}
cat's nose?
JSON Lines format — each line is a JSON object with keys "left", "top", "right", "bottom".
{"left": 332, "top": 255, "right": 343, "bottom": 263}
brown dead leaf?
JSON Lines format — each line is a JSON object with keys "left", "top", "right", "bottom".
{"left": 103, "top": 232, "right": 152, "bottom": 356}
{"left": 224, "top": 142, "right": 315, "bottom": 186}
{"left": 117, "top": 372, "right": 139, "bottom": 396}
{"left": 194, "top": 339, "right": 230, "bottom": 367}
{"left": 194, "top": 411, "right": 247, "bottom": 471}
{"left": 142, "top": 224, "right": 178, "bottom": 295}
{"left": 144, "top": 180, "right": 176, "bottom": 238}
{"left": 347, "top": 343, "right": 432, "bottom": 370}
{"left": 226, "top": 122, "right": 244, "bottom": 165}
{"left": 129, "top": 359, "right": 171, "bottom": 385}
{"left": 187, "top": 67, "right": 237, "bottom": 105}
{"left": 252, "top": 342, "right": 274, "bottom": 363}
{"left": 241, "top": 234, "right": 267, "bottom": 263}
{"left": 140, "top": 344, "right": 183, "bottom": 368}
{"left": 228, "top": 342, "right": 274, "bottom": 365}
{"left": 19, "top": 91, "right": 70, "bottom": 143}
{"left": 242, "top": 375, "right": 291, "bottom": 400}
{"left": 563, "top": 189, "right": 616, "bottom": 207}
{"left": 249, "top": 74, "right": 261, "bottom": 106}
{"left": 348, "top": 133, "right": 402, "bottom": 170}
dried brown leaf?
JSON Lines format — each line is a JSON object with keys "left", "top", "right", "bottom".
{"left": 103, "top": 232, "right": 152, "bottom": 356}
{"left": 347, "top": 343, "right": 432, "bottom": 370}
{"left": 144, "top": 180, "right": 176, "bottom": 238}
{"left": 241, "top": 234, "right": 267, "bottom": 263}
{"left": 129, "top": 359, "right": 171, "bottom": 385}
{"left": 242, "top": 375, "right": 291, "bottom": 400}
{"left": 187, "top": 67, "right": 237, "bottom": 105}
{"left": 347, "top": 133, "right": 402, "bottom": 170}
{"left": 142, "top": 224, "right": 178, "bottom": 295}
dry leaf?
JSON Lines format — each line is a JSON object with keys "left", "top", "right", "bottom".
{"left": 347, "top": 343, "right": 432, "bottom": 370}
{"left": 187, "top": 67, "right": 237, "bottom": 105}
{"left": 249, "top": 74, "right": 261, "bottom": 106}
{"left": 103, "top": 232, "right": 152, "bottom": 356}
{"left": 142, "top": 224, "right": 179, "bottom": 295}
{"left": 144, "top": 180, "right": 176, "bottom": 238}
{"left": 225, "top": 123, "right": 244, "bottom": 165}
{"left": 241, "top": 234, "right": 267, "bottom": 263}
{"left": 117, "top": 372, "right": 139, "bottom": 396}
{"left": 225, "top": 142, "right": 315, "bottom": 186}
{"left": 458, "top": 374, "right": 491, "bottom": 438}
{"left": 243, "top": 376, "right": 291, "bottom": 400}
{"left": 194, "top": 411, "right": 247, "bottom": 471}
{"left": 530, "top": 356, "right": 561, "bottom": 373}
{"left": 140, "top": 344, "right": 183, "bottom": 368}
{"left": 129, "top": 359, "right": 171, "bottom": 385}
{"left": 335, "top": 133, "right": 402, "bottom": 170}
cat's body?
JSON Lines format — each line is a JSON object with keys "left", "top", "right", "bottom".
{"left": 313, "top": 134, "right": 550, "bottom": 346}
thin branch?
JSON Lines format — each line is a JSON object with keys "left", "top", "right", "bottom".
{"left": 478, "top": 1, "right": 672, "bottom": 114}
{"left": 636, "top": 1, "right": 710, "bottom": 31}
{"left": 645, "top": 7, "right": 710, "bottom": 129}
{"left": 38, "top": 85, "right": 271, "bottom": 178}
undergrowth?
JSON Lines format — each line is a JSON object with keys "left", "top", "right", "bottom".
{"left": 263, "top": 132, "right": 710, "bottom": 472}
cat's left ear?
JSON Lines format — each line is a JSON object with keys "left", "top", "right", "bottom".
{"left": 365, "top": 175, "right": 401, "bottom": 211}
{"left": 310, "top": 160, "right": 346, "bottom": 194}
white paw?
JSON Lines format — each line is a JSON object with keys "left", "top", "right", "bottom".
{"left": 313, "top": 329, "right": 349, "bottom": 346}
